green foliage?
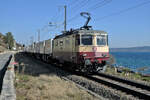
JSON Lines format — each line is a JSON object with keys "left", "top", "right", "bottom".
{"left": 4, "top": 32, "right": 14, "bottom": 49}
{"left": 122, "top": 68, "right": 131, "bottom": 73}
{"left": 108, "top": 54, "right": 116, "bottom": 65}
{"left": 106, "top": 67, "right": 150, "bottom": 82}
{"left": 137, "top": 66, "right": 149, "bottom": 72}
{"left": 142, "top": 76, "right": 150, "bottom": 82}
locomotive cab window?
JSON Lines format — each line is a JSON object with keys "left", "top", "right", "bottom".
{"left": 97, "top": 35, "right": 107, "bottom": 46}
{"left": 81, "top": 35, "right": 93, "bottom": 45}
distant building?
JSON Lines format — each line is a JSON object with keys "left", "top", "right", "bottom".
{"left": 13, "top": 40, "right": 16, "bottom": 50}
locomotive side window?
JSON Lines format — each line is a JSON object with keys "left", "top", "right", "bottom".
{"left": 81, "top": 35, "right": 92, "bottom": 45}
{"left": 97, "top": 35, "right": 107, "bottom": 46}
{"left": 60, "top": 40, "right": 63, "bottom": 46}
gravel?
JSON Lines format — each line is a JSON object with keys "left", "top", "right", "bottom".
{"left": 22, "top": 53, "right": 140, "bottom": 100}
{"left": 14, "top": 53, "right": 100, "bottom": 100}
{"left": 35, "top": 60, "right": 139, "bottom": 100}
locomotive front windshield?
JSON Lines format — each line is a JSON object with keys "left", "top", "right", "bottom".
{"left": 81, "top": 35, "right": 93, "bottom": 45}
{"left": 97, "top": 35, "right": 107, "bottom": 46}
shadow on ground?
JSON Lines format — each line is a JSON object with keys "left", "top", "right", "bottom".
{"left": 14, "top": 52, "right": 72, "bottom": 77}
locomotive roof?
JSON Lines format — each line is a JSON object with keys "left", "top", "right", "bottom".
{"left": 78, "top": 30, "right": 107, "bottom": 34}
{"left": 54, "top": 29, "right": 107, "bottom": 39}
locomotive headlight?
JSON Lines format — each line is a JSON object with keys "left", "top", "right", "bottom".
{"left": 83, "top": 54, "right": 87, "bottom": 57}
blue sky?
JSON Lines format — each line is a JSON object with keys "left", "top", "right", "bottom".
{"left": 0, "top": 0, "right": 150, "bottom": 48}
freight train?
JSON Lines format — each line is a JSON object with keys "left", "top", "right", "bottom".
{"left": 24, "top": 12, "right": 109, "bottom": 73}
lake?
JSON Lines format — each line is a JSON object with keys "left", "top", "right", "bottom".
{"left": 111, "top": 52, "right": 150, "bottom": 74}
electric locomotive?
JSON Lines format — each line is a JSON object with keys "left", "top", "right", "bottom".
{"left": 52, "top": 12, "right": 109, "bottom": 72}
{"left": 25, "top": 12, "right": 109, "bottom": 73}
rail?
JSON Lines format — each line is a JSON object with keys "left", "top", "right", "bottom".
{"left": 83, "top": 73, "right": 150, "bottom": 99}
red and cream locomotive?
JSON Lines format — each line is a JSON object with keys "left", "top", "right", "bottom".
{"left": 25, "top": 12, "right": 109, "bottom": 73}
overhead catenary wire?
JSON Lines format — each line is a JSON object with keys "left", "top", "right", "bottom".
{"left": 42, "top": 25, "right": 64, "bottom": 40}
{"left": 67, "top": 0, "right": 90, "bottom": 23}
{"left": 40, "top": 22, "right": 64, "bottom": 41}
{"left": 39, "top": 6, "right": 65, "bottom": 40}
{"left": 67, "top": 0, "right": 112, "bottom": 24}
{"left": 68, "top": 0, "right": 89, "bottom": 12}
{"left": 67, "top": 0, "right": 92, "bottom": 24}
{"left": 87, "top": 0, "right": 112, "bottom": 12}
{"left": 67, "top": 0, "right": 80, "bottom": 7}
{"left": 95, "top": 0, "right": 150, "bottom": 21}
{"left": 67, "top": 0, "right": 91, "bottom": 19}
{"left": 50, "top": 6, "right": 64, "bottom": 25}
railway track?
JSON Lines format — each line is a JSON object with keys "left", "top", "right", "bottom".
{"left": 38, "top": 60, "right": 150, "bottom": 99}
{"left": 24, "top": 52, "right": 150, "bottom": 99}
{"left": 84, "top": 72, "right": 150, "bottom": 100}
{"left": 52, "top": 63, "right": 150, "bottom": 99}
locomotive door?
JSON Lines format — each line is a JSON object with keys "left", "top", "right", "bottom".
{"left": 71, "top": 35, "right": 76, "bottom": 63}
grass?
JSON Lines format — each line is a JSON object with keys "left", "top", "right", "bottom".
{"left": 105, "top": 66, "right": 150, "bottom": 83}
{"left": 15, "top": 73, "right": 99, "bottom": 100}
{"left": 14, "top": 53, "right": 100, "bottom": 100}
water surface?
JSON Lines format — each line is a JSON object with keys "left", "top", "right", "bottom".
{"left": 111, "top": 52, "right": 150, "bottom": 74}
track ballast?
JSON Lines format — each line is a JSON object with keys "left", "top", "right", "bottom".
{"left": 84, "top": 72, "right": 150, "bottom": 100}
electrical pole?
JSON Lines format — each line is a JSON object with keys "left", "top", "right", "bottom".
{"left": 30, "top": 36, "right": 34, "bottom": 44}
{"left": 64, "top": 5, "right": 67, "bottom": 31}
{"left": 35, "top": 33, "right": 37, "bottom": 43}
{"left": 38, "top": 29, "right": 40, "bottom": 42}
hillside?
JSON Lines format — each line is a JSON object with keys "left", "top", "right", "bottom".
{"left": 110, "top": 46, "right": 150, "bottom": 52}
{"left": 0, "top": 32, "right": 23, "bottom": 52}
{"left": 0, "top": 33, "right": 7, "bottom": 52}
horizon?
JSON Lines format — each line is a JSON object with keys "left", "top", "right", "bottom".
{"left": 0, "top": 0, "right": 150, "bottom": 48}
{"left": 110, "top": 46, "right": 150, "bottom": 48}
